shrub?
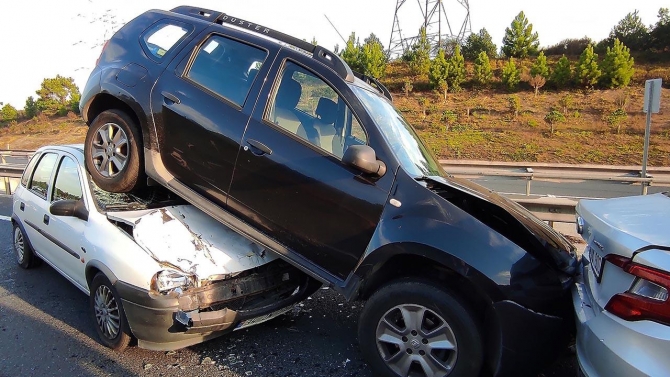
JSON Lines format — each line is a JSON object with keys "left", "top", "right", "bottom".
{"left": 599, "top": 38, "right": 635, "bottom": 88}
{"left": 544, "top": 110, "right": 566, "bottom": 134}
{"left": 574, "top": 45, "right": 601, "bottom": 88}
{"left": 607, "top": 108, "right": 628, "bottom": 134}
{"left": 508, "top": 95, "right": 521, "bottom": 118}
{"left": 473, "top": 51, "right": 493, "bottom": 85}
{"left": 551, "top": 55, "right": 572, "bottom": 89}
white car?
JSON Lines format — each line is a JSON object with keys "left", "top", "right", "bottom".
{"left": 11, "top": 145, "right": 316, "bottom": 351}
{"left": 572, "top": 193, "right": 670, "bottom": 376}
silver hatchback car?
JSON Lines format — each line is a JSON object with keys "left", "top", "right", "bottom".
{"left": 572, "top": 192, "right": 670, "bottom": 376}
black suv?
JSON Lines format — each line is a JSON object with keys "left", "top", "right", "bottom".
{"left": 80, "top": 6, "right": 579, "bottom": 376}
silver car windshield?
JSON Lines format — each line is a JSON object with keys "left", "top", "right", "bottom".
{"left": 352, "top": 86, "right": 445, "bottom": 178}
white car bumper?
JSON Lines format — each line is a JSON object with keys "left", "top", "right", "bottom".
{"left": 572, "top": 263, "right": 670, "bottom": 377}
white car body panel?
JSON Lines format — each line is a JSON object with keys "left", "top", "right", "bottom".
{"left": 572, "top": 193, "right": 670, "bottom": 377}
{"left": 109, "top": 205, "right": 277, "bottom": 282}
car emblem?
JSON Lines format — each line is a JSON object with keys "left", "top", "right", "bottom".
{"left": 410, "top": 339, "right": 421, "bottom": 349}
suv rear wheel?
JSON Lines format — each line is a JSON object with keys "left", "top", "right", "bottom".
{"left": 85, "top": 109, "right": 144, "bottom": 193}
{"left": 358, "top": 279, "right": 483, "bottom": 377}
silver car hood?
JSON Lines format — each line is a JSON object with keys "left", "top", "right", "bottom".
{"left": 577, "top": 193, "right": 670, "bottom": 256}
{"left": 107, "top": 205, "right": 277, "bottom": 281}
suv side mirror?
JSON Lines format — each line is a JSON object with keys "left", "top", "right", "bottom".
{"left": 50, "top": 199, "right": 89, "bottom": 221}
{"left": 343, "top": 145, "right": 386, "bottom": 177}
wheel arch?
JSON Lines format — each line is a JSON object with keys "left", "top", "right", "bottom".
{"left": 85, "top": 260, "right": 119, "bottom": 290}
{"left": 354, "top": 244, "right": 505, "bottom": 376}
{"left": 84, "top": 92, "right": 151, "bottom": 150}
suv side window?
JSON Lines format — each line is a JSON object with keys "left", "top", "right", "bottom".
{"left": 52, "top": 156, "right": 83, "bottom": 202}
{"left": 266, "top": 61, "right": 367, "bottom": 158}
{"left": 28, "top": 153, "right": 58, "bottom": 200}
{"left": 142, "top": 23, "right": 190, "bottom": 59}
{"left": 186, "top": 35, "right": 267, "bottom": 107}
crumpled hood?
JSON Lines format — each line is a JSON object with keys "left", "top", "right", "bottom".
{"left": 107, "top": 205, "right": 277, "bottom": 281}
{"left": 577, "top": 193, "right": 670, "bottom": 254}
{"left": 423, "top": 175, "right": 578, "bottom": 274}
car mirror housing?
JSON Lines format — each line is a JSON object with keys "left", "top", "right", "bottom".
{"left": 342, "top": 145, "right": 386, "bottom": 177}
{"left": 50, "top": 199, "right": 89, "bottom": 221}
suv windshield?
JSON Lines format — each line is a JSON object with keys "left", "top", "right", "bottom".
{"left": 352, "top": 86, "right": 445, "bottom": 178}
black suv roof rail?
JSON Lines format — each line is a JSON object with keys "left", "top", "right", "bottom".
{"left": 170, "top": 6, "right": 355, "bottom": 83}
{"left": 171, "top": 6, "right": 221, "bottom": 23}
{"left": 353, "top": 72, "right": 393, "bottom": 102}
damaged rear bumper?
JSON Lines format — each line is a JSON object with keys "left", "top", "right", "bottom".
{"left": 115, "top": 263, "right": 316, "bottom": 351}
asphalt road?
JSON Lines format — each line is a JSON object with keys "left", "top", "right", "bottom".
{"left": 470, "top": 176, "right": 670, "bottom": 199}
{"left": 0, "top": 195, "right": 576, "bottom": 377}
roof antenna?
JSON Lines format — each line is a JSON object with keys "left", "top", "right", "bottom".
{"left": 324, "top": 14, "right": 347, "bottom": 45}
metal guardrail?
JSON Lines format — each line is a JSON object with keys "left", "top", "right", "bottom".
{"left": 441, "top": 159, "right": 670, "bottom": 196}
{"left": 1, "top": 150, "right": 33, "bottom": 195}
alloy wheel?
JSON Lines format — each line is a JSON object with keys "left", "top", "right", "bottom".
{"left": 91, "top": 123, "right": 129, "bottom": 178}
{"left": 14, "top": 227, "right": 25, "bottom": 264}
{"left": 375, "top": 304, "right": 458, "bottom": 376}
{"left": 94, "top": 285, "right": 121, "bottom": 340}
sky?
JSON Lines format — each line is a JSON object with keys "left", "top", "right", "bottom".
{"left": 0, "top": 0, "right": 667, "bottom": 109}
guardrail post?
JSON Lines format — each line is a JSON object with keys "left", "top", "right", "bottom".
{"left": 3, "top": 177, "right": 11, "bottom": 195}
{"left": 642, "top": 182, "right": 649, "bottom": 195}
{"left": 525, "top": 168, "right": 533, "bottom": 196}
{"left": 1, "top": 154, "right": 5, "bottom": 164}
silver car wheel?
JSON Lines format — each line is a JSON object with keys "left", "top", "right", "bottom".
{"left": 94, "top": 285, "right": 121, "bottom": 340}
{"left": 90, "top": 122, "right": 129, "bottom": 178}
{"left": 375, "top": 304, "right": 458, "bottom": 376}
{"left": 14, "top": 227, "right": 25, "bottom": 264}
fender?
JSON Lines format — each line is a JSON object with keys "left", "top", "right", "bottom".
{"left": 352, "top": 170, "right": 560, "bottom": 307}
{"left": 85, "top": 259, "right": 119, "bottom": 287}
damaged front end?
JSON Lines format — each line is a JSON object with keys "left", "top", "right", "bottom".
{"left": 107, "top": 205, "right": 317, "bottom": 350}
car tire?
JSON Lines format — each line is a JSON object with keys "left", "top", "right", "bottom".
{"left": 13, "top": 223, "right": 38, "bottom": 269}
{"left": 85, "top": 109, "right": 145, "bottom": 193}
{"left": 358, "top": 279, "right": 483, "bottom": 377}
{"left": 89, "top": 273, "right": 132, "bottom": 351}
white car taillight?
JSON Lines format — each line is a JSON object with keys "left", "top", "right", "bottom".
{"left": 630, "top": 278, "right": 669, "bottom": 301}
{"left": 604, "top": 254, "right": 670, "bottom": 325}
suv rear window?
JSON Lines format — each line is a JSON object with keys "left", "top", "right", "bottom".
{"left": 142, "top": 23, "right": 189, "bottom": 59}
{"left": 186, "top": 35, "right": 267, "bottom": 106}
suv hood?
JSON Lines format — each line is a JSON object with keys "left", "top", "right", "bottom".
{"left": 577, "top": 193, "right": 670, "bottom": 257}
{"left": 107, "top": 205, "right": 277, "bottom": 280}
{"left": 424, "top": 175, "right": 577, "bottom": 273}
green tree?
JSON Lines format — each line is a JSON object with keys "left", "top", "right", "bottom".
{"left": 1, "top": 104, "right": 18, "bottom": 122}
{"left": 447, "top": 45, "right": 465, "bottom": 91}
{"left": 35, "top": 75, "right": 81, "bottom": 116}
{"left": 310, "top": 37, "right": 318, "bottom": 46}
{"left": 409, "top": 27, "right": 431, "bottom": 76}
{"left": 530, "top": 51, "right": 549, "bottom": 79}
{"left": 462, "top": 28, "right": 497, "bottom": 60}
{"left": 341, "top": 33, "right": 363, "bottom": 72}
{"left": 551, "top": 55, "right": 572, "bottom": 88}
{"left": 502, "top": 58, "right": 521, "bottom": 90}
{"left": 574, "top": 45, "right": 601, "bottom": 88}
{"left": 650, "top": 8, "right": 670, "bottom": 51}
{"left": 544, "top": 110, "right": 565, "bottom": 135}
{"left": 360, "top": 33, "right": 387, "bottom": 78}
{"left": 599, "top": 38, "right": 635, "bottom": 88}
{"left": 473, "top": 51, "right": 493, "bottom": 86}
{"left": 607, "top": 10, "right": 649, "bottom": 51}
{"left": 502, "top": 11, "right": 540, "bottom": 58}
{"left": 24, "top": 96, "right": 38, "bottom": 119}
{"left": 429, "top": 49, "right": 450, "bottom": 100}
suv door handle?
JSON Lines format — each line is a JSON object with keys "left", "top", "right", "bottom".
{"left": 245, "top": 139, "right": 272, "bottom": 156}
{"left": 161, "top": 91, "right": 181, "bottom": 104}
{"left": 43, "top": 214, "right": 50, "bottom": 225}
{"left": 20, "top": 202, "right": 25, "bottom": 211}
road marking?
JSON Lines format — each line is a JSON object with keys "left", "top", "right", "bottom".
{"left": 0, "top": 215, "right": 11, "bottom": 222}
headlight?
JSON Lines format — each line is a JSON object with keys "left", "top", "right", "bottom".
{"left": 153, "top": 270, "right": 194, "bottom": 293}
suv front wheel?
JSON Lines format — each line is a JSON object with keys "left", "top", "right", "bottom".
{"left": 358, "top": 279, "right": 483, "bottom": 377}
{"left": 85, "top": 109, "right": 144, "bottom": 193}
